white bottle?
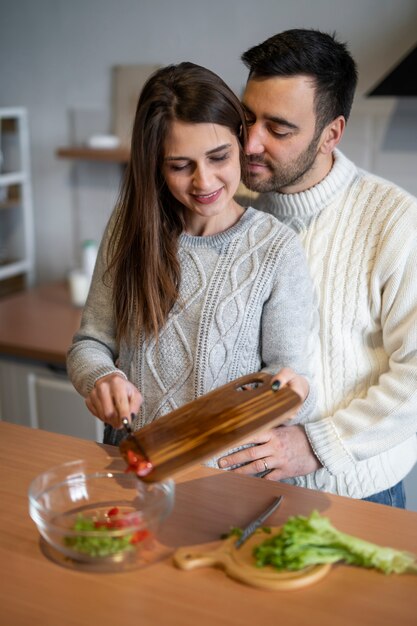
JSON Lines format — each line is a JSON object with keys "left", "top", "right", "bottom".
{"left": 82, "top": 239, "right": 98, "bottom": 280}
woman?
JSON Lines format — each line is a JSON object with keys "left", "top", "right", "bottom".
{"left": 67, "top": 62, "right": 316, "bottom": 476}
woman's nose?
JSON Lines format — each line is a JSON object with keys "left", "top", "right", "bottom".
{"left": 193, "top": 165, "right": 211, "bottom": 189}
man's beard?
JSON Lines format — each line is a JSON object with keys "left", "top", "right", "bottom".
{"left": 243, "top": 133, "right": 321, "bottom": 193}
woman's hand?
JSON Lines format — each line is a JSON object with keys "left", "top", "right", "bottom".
{"left": 217, "top": 367, "right": 320, "bottom": 479}
{"left": 85, "top": 373, "right": 143, "bottom": 429}
{"left": 270, "top": 366, "right": 309, "bottom": 403}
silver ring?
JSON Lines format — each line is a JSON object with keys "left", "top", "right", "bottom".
{"left": 262, "top": 458, "right": 269, "bottom": 472}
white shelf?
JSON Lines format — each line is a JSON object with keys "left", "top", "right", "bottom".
{"left": 0, "top": 260, "right": 30, "bottom": 281}
{"left": 0, "top": 107, "right": 27, "bottom": 118}
{"left": 0, "top": 108, "right": 35, "bottom": 293}
{"left": 0, "top": 172, "right": 26, "bottom": 185}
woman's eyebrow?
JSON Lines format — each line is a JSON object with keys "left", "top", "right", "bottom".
{"left": 165, "top": 143, "right": 232, "bottom": 161}
{"left": 206, "top": 143, "right": 232, "bottom": 156}
{"left": 164, "top": 155, "right": 189, "bottom": 161}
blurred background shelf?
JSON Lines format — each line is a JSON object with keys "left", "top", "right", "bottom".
{"left": 56, "top": 146, "right": 130, "bottom": 162}
{"left": 0, "top": 108, "right": 35, "bottom": 297}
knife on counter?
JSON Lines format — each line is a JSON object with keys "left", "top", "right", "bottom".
{"left": 234, "top": 495, "right": 283, "bottom": 548}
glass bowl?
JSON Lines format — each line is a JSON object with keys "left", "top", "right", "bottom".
{"left": 28, "top": 459, "right": 175, "bottom": 571}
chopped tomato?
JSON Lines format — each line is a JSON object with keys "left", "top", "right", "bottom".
{"left": 130, "top": 529, "right": 150, "bottom": 544}
{"left": 107, "top": 507, "right": 120, "bottom": 517}
{"left": 125, "top": 449, "right": 153, "bottom": 477}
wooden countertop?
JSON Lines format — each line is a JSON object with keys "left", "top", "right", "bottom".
{"left": 0, "top": 282, "right": 81, "bottom": 365}
{"left": 1, "top": 421, "right": 417, "bottom": 626}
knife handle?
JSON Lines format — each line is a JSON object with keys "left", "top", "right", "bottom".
{"left": 174, "top": 542, "right": 234, "bottom": 571}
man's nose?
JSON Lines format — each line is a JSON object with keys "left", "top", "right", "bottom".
{"left": 245, "top": 126, "right": 265, "bottom": 156}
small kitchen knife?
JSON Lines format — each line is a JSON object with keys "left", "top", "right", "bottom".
{"left": 234, "top": 495, "right": 283, "bottom": 549}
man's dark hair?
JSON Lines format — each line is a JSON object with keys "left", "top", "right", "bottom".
{"left": 241, "top": 29, "right": 358, "bottom": 131}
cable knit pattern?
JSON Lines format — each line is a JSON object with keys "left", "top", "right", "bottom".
{"left": 255, "top": 150, "right": 417, "bottom": 498}
{"left": 67, "top": 207, "right": 316, "bottom": 466}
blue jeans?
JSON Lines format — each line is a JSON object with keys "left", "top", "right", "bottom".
{"left": 362, "top": 481, "right": 406, "bottom": 508}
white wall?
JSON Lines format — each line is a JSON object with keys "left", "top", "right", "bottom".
{"left": 1, "top": 0, "right": 417, "bottom": 278}
{"left": 1, "top": 0, "right": 417, "bottom": 509}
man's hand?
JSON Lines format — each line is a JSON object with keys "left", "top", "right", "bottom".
{"left": 218, "top": 424, "right": 321, "bottom": 480}
{"left": 217, "top": 367, "right": 320, "bottom": 480}
{"left": 85, "top": 373, "right": 143, "bottom": 429}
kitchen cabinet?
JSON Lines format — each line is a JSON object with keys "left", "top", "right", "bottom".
{"left": 0, "top": 108, "right": 35, "bottom": 296}
{"left": 0, "top": 282, "right": 103, "bottom": 442}
{"left": 0, "top": 357, "right": 103, "bottom": 441}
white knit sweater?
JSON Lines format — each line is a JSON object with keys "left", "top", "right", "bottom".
{"left": 255, "top": 150, "right": 417, "bottom": 498}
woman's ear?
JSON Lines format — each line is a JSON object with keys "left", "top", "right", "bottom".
{"left": 319, "top": 116, "right": 345, "bottom": 154}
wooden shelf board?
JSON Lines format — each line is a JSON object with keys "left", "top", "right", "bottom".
{"left": 56, "top": 146, "right": 130, "bottom": 163}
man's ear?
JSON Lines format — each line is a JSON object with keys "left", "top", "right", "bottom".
{"left": 319, "top": 116, "right": 345, "bottom": 154}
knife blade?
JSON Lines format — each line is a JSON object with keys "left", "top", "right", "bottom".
{"left": 234, "top": 495, "right": 283, "bottom": 549}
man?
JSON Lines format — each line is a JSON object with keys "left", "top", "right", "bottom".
{"left": 219, "top": 29, "right": 417, "bottom": 506}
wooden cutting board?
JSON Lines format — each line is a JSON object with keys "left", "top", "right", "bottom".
{"left": 120, "top": 371, "right": 301, "bottom": 482}
{"left": 173, "top": 528, "right": 331, "bottom": 590}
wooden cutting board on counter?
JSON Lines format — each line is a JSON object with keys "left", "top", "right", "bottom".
{"left": 120, "top": 371, "right": 301, "bottom": 483}
{"left": 173, "top": 528, "right": 331, "bottom": 590}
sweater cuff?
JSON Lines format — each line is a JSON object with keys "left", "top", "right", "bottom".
{"left": 304, "top": 417, "right": 355, "bottom": 475}
{"left": 295, "top": 382, "right": 316, "bottom": 422}
{"left": 87, "top": 368, "right": 128, "bottom": 394}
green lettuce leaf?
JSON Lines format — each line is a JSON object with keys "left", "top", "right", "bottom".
{"left": 253, "top": 510, "right": 417, "bottom": 575}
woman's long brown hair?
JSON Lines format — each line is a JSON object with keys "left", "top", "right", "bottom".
{"left": 107, "top": 62, "right": 247, "bottom": 343}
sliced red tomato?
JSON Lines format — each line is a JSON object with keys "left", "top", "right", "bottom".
{"left": 125, "top": 449, "right": 153, "bottom": 477}
{"left": 130, "top": 529, "right": 150, "bottom": 544}
{"left": 107, "top": 507, "right": 120, "bottom": 517}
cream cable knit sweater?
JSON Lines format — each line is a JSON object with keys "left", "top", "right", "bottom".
{"left": 255, "top": 150, "right": 417, "bottom": 498}
{"left": 67, "top": 207, "right": 316, "bottom": 463}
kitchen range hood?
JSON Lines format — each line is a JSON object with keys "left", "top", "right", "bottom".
{"left": 367, "top": 44, "right": 417, "bottom": 96}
